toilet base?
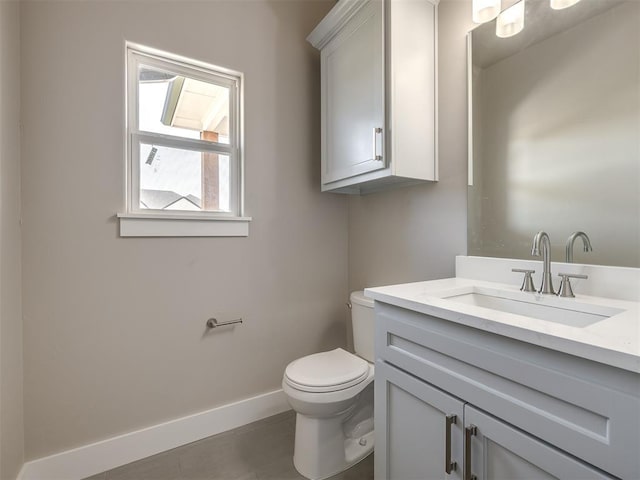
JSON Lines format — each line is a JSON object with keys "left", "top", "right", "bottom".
{"left": 292, "top": 411, "right": 374, "bottom": 480}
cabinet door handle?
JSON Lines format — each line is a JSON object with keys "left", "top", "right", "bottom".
{"left": 464, "top": 425, "right": 478, "bottom": 480}
{"left": 372, "top": 127, "right": 383, "bottom": 161}
{"left": 445, "top": 414, "right": 458, "bottom": 474}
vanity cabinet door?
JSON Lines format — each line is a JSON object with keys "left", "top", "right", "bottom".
{"left": 320, "top": 0, "right": 385, "bottom": 186}
{"left": 464, "top": 405, "right": 614, "bottom": 480}
{"left": 375, "top": 361, "right": 464, "bottom": 480}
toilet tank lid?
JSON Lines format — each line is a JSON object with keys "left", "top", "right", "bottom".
{"left": 351, "top": 291, "right": 374, "bottom": 308}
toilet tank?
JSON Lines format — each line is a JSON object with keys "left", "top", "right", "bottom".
{"left": 350, "top": 291, "right": 375, "bottom": 363}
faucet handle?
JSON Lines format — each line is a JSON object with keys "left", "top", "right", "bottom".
{"left": 557, "top": 273, "right": 588, "bottom": 298}
{"left": 512, "top": 268, "right": 536, "bottom": 293}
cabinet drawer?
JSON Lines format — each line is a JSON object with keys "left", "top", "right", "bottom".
{"left": 375, "top": 303, "right": 640, "bottom": 479}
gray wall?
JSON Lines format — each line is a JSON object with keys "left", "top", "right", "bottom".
{"left": 468, "top": 2, "right": 640, "bottom": 267}
{"left": 0, "top": 0, "right": 24, "bottom": 478}
{"left": 21, "top": 0, "right": 347, "bottom": 460}
{"left": 19, "top": 0, "right": 473, "bottom": 464}
{"left": 348, "top": 0, "right": 471, "bottom": 292}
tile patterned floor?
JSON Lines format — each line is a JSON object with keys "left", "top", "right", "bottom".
{"left": 83, "top": 411, "right": 374, "bottom": 480}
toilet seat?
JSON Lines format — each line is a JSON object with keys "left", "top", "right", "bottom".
{"left": 284, "top": 348, "right": 369, "bottom": 393}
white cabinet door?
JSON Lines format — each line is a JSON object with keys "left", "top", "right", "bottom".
{"left": 321, "top": 0, "right": 385, "bottom": 185}
{"left": 464, "top": 405, "right": 614, "bottom": 480}
{"left": 375, "top": 361, "right": 464, "bottom": 480}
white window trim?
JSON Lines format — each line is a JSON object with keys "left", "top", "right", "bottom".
{"left": 117, "top": 213, "right": 251, "bottom": 237}
{"left": 119, "top": 42, "right": 249, "bottom": 237}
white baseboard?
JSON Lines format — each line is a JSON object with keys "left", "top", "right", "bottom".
{"left": 17, "top": 389, "right": 290, "bottom": 480}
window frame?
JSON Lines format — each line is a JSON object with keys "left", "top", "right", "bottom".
{"left": 119, "top": 43, "right": 249, "bottom": 237}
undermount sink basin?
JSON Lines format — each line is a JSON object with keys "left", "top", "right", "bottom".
{"left": 442, "top": 288, "right": 625, "bottom": 327}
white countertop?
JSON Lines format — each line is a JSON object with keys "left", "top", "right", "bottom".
{"left": 365, "top": 277, "right": 640, "bottom": 373}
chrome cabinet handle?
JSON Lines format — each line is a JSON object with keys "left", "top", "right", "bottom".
{"left": 445, "top": 414, "right": 458, "bottom": 474}
{"left": 372, "top": 127, "right": 383, "bottom": 161}
{"left": 464, "top": 425, "right": 478, "bottom": 480}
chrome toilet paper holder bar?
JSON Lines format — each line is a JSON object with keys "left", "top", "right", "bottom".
{"left": 206, "top": 317, "right": 243, "bottom": 329}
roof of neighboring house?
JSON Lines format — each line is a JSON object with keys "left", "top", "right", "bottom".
{"left": 140, "top": 189, "right": 201, "bottom": 210}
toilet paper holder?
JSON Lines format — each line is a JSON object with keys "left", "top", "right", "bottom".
{"left": 206, "top": 317, "right": 243, "bottom": 329}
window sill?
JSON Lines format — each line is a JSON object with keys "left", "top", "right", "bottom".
{"left": 117, "top": 213, "right": 251, "bottom": 237}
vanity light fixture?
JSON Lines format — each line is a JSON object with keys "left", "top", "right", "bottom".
{"left": 496, "top": 0, "right": 525, "bottom": 38}
{"left": 473, "top": 0, "right": 501, "bottom": 23}
{"left": 473, "top": 0, "right": 581, "bottom": 38}
{"left": 550, "top": 0, "right": 581, "bottom": 10}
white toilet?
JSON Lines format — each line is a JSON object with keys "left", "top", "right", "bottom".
{"left": 282, "top": 291, "right": 375, "bottom": 480}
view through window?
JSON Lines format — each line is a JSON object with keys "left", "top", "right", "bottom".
{"left": 127, "top": 46, "right": 242, "bottom": 216}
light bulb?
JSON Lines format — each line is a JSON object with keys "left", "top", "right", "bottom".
{"left": 550, "top": 0, "right": 581, "bottom": 10}
{"left": 473, "top": 0, "right": 501, "bottom": 24}
{"left": 496, "top": 0, "right": 525, "bottom": 38}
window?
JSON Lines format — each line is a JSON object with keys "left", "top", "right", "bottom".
{"left": 119, "top": 43, "right": 249, "bottom": 237}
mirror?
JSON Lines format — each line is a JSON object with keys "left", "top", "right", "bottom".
{"left": 467, "top": 0, "right": 639, "bottom": 268}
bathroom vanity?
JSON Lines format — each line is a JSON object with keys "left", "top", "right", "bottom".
{"left": 367, "top": 257, "right": 640, "bottom": 480}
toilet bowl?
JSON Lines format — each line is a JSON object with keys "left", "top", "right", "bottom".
{"left": 282, "top": 291, "right": 375, "bottom": 480}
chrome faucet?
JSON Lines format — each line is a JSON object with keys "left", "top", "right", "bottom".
{"left": 531, "top": 231, "right": 555, "bottom": 295}
{"left": 565, "top": 231, "right": 592, "bottom": 263}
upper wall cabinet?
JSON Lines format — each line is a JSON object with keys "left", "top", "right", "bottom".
{"left": 308, "top": 0, "right": 439, "bottom": 194}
